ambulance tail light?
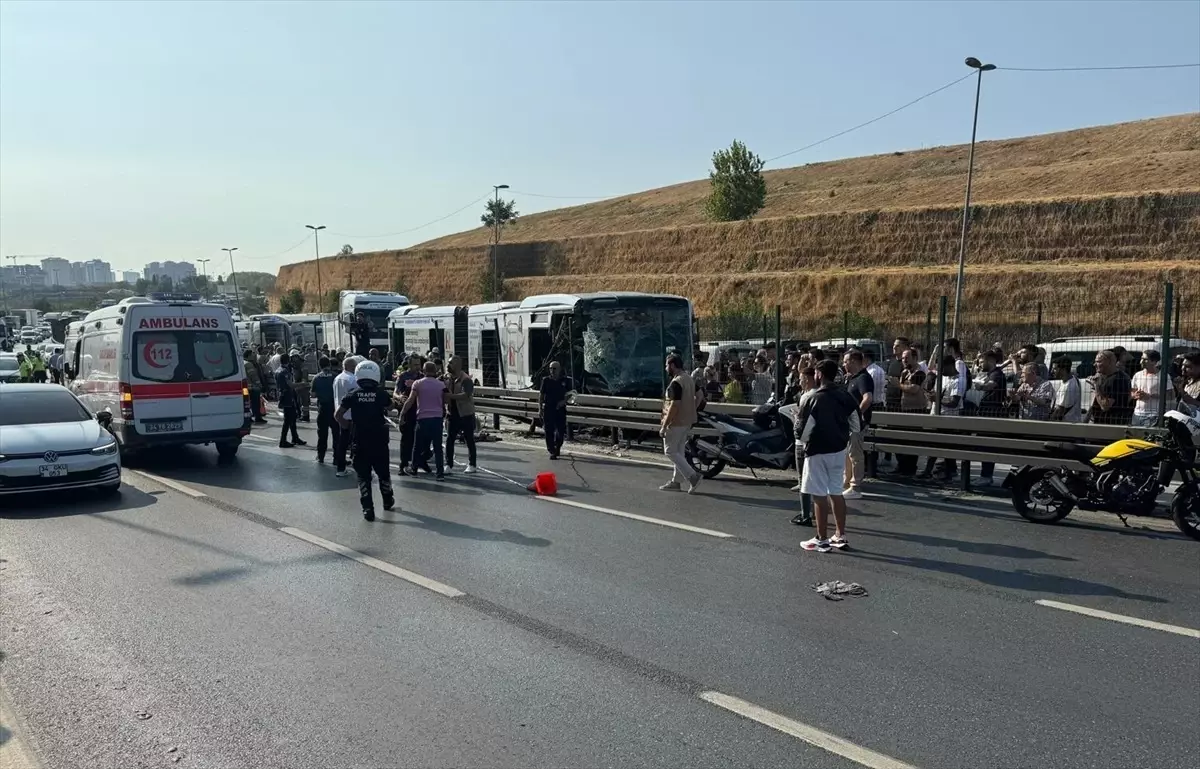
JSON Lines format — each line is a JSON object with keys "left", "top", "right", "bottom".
{"left": 119, "top": 382, "right": 135, "bottom": 420}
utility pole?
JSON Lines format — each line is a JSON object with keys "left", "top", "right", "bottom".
{"left": 306, "top": 225, "right": 326, "bottom": 312}
{"left": 951, "top": 56, "right": 996, "bottom": 338}
{"left": 491, "top": 184, "right": 509, "bottom": 302}
{"left": 222, "top": 248, "right": 243, "bottom": 316}
{"left": 197, "top": 258, "right": 211, "bottom": 300}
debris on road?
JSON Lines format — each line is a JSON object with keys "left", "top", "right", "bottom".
{"left": 811, "top": 581, "right": 868, "bottom": 601}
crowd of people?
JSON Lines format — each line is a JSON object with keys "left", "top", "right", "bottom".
{"left": 4, "top": 345, "right": 66, "bottom": 384}
{"left": 244, "top": 341, "right": 478, "bottom": 521}
{"left": 667, "top": 338, "right": 1200, "bottom": 554}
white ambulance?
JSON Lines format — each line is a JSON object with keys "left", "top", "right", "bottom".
{"left": 71, "top": 293, "right": 251, "bottom": 460}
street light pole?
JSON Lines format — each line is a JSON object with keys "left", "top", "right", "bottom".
{"left": 197, "top": 258, "right": 211, "bottom": 300}
{"left": 306, "top": 225, "right": 326, "bottom": 312}
{"left": 951, "top": 56, "right": 996, "bottom": 338}
{"left": 491, "top": 184, "right": 509, "bottom": 301}
{"left": 222, "top": 248, "right": 243, "bottom": 317}
{"left": 1, "top": 255, "right": 16, "bottom": 318}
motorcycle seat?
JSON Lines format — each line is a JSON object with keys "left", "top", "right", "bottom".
{"left": 1042, "top": 441, "right": 1100, "bottom": 461}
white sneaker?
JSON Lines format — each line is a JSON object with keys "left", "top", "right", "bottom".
{"left": 659, "top": 482, "right": 682, "bottom": 491}
{"left": 687, "top": 475, "right": 703, "bottom": 495}
{"left": 800, "top": 537, "right": 831, "bottom": 553}
{"left": 830, "top": 534, "right": 849, "bottom": 550}
{"left": 464, "top": 465, "right": 477, "bottom": 474}
{"left": 790, "top": 483, "right": 802, "bottom": 492}
{"left": 841, "top": 488, "right": 863, "bottom": 500}
{"left": 335, "top": 470, "right": 349, "bottom": 478}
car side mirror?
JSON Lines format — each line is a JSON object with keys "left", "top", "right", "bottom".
{"left": 96, "top": 412, "right": 113, "bottom": 428}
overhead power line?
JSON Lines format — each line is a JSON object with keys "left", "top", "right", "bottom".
{"left": 328, "top": 194, "right": 491, "bottom": 239}
{"left": 763, "top": 72, "right": 976, "bottom": 165}
{"left": 243, "top": 233, "right": 312, "bottom": 261}
{"left": 999, "top": 63, "right": 1200, "bottom": 72}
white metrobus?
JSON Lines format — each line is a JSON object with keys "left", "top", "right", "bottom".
{"left": 71, "top": 294, "right": 251, "bottom": 460}
{"left": 387, "top": 292, "right": 693, "bottom": 396}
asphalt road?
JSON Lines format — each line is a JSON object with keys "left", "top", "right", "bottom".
{"left": 2, "top": 415, "right": 1198, "bottom": 769}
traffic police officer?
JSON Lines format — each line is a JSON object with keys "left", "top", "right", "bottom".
{"left": 335, "top": 359, "right": 394, "bottom": 521}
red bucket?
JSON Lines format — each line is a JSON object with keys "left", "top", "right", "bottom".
{"left": 532, "top": 472, "right": 558, "bottom": 496}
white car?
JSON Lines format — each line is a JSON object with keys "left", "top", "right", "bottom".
{"left": 0, "top": 384, "right": 121, "bottom": 496}
{"left": 0, "top": 354, "right": 20, "bottom": 384}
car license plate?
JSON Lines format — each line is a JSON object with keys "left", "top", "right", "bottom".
{"left": 39, "top": 464, "right": 68, "bottom": 478}
{"left": 144, "top": 420, "right": 184, "bottom": 433}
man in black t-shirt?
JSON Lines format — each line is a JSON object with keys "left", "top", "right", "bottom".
{"left": 335, "top": 360, "right": 394, "bottom": 521}
{"left": 973, "top": 349, "right": 1008, "bottom": 487}
{"left": 842, "top": 350, "right": 874, "bottom": 499}
{"left": 350, "top": 312, "right": 372, "bottom": 358}
{"left": 1088, "top": 350, "right": 1135, "bottom": 425}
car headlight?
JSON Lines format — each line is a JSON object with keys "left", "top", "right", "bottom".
{"left": 91, "top": 441, "right": 119, "bottom": 456}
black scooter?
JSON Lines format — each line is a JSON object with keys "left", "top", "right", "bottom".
{"left": 685, "top": 400, "right": 798, "bottom": 480}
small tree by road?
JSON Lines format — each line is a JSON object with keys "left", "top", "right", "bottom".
{"left": 278, "top": 288, "right": 305, "bottom": 313}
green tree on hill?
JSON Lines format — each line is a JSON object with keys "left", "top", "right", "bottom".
{"left": 705, "top": 139, "right": 767, "bottom": 222}
{"left": 278, "top": 288, "right": 305, "bottom": 313}
{"left": 482, "top": 198, "right": 519, "bottom": 231}
{"left": 340, "top": 244, "right": 354, "bottom": 256}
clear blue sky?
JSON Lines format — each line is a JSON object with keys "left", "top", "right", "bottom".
{"left": 1, "top": 0, "right": 1197, "bottom": 276}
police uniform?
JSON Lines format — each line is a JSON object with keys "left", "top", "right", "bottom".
{"left": 340, "top": 381, "right": 394, "bottom": 519}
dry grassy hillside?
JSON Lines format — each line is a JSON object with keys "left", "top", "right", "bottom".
{"left": 275, "top": 114, "right": 1200, "bottom": 344}
{"left": 412, "top": 113, "right": 1200, "bottom": 248}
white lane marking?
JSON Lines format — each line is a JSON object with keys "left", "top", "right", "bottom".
{"left": 1034, "top": 599, "right": 1200, "bottom": 639}
{"left": 279, "top": 527, "right": 465, "bottom": 598}
{"left": 537, "top": 496, "right": 733, "bottom": 539}
{"left": 129, "top": 470, "right": 207, "bottom": 498}
{"left": 700, "top": 691, "right": 919, "bottom": 769}
{"left": 487, "top": 438, "right": 766, "bottom": 481}
{"left": 245, "top": 433, "right": 274, "bottom": 442}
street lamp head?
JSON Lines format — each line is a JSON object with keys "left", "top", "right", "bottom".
{"left": 495, "top": 184, "right": 509, "bottom": 190}
{"left": 965, "top": 57, "right": 995, "bottom": 71}
{"left": 306, "top": 224, "right": 326, "bottom": 231}
{"left": 979, "top": 63, "right": 996, "bottom": 72}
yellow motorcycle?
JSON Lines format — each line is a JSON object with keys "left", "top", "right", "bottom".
{"left": 1008, "top": 411, "right": 1200, "bottom": 540}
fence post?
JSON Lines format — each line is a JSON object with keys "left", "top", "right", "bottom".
{"left": 935, "top": 297, "right": 947, "bottom": 417}
{"left": 924, "top": 307, "right": 932, "bottom": 358}
{"left": 774, "top": 304, "right": 783, "bottom": 398}
{"left": 1159, "top": 282, "right": 1174, "bottom": 430}
{"left": 1035, "top": 302, "right": 1043, "bottom": 345}
{"left": 842, "top": 310, "right": 850, "bottom": 348}
{"left": 761, "top": 315, "right": 768, "bottom": 346}
{"left": 1174, "top": 293, "right": 1182, "bottom": 337}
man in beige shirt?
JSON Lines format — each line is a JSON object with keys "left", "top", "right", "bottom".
{"left": 659, "top": 353, "right": 702, "bottom": 493}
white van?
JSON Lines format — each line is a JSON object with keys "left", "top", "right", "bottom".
{"left": 72, "top": 294, "right": 250, "bottom": 460}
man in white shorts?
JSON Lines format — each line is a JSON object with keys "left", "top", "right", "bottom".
{"left": 796, "top": 359, "right": 862, "bottom": 552}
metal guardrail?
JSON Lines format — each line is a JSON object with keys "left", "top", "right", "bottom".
{"left": 474, "top": 387, "right": 1167, "bottom": 484}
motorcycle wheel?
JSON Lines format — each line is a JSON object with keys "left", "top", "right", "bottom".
{"left": 1011, "top": 468, "right": 1075, "bottom": 524}
{"left": 1170, "top": 490, "right": 1200, "bottom": 541}
{"left": 685, "top": 438, "right": 726, "bottom": 480}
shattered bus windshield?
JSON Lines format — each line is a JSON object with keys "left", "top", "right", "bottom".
{"left": 578, "top": 302, "right": 691, "bottom": 396}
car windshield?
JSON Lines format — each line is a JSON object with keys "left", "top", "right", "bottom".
{"left": 0, "top": 358, "right": 18, "bottom": 372}
{"left": 0, "top": 389, "right": 91, "bottom": 426}
{"left": 132, "top": 330, "right": 239, "bottom": 383}
{"left": 579, "top": 304, "right": 692, "bottom": 396}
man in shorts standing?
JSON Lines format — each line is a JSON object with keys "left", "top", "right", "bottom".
{"left": 797, "top": 359, "right": 861, "bottom": 553}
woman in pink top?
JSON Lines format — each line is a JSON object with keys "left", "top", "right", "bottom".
{"left": 400, "top": 362, "right": 448, "bottom": 479}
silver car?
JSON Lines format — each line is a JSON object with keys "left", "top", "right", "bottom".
{"left": 0, "top": 354, "right": 20, "bottom": 384}
{"left": 0, "top": 384, "right": 121, "bottom": 496}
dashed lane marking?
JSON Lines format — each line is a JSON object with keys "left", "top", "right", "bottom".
{"left": 537, "top": 496, "right": 733, "bottom": 539}
{"left": 700, "top": 691, "right": 919, "bottom": 769}
{"left": 1034, "top": 599, "right": 1200, "bottom": 639}
{"left": 128, "top": 470, "right": 207, "bottom": 498}
{"left": 280, "top": 526, "right": 465, "bottom": 598}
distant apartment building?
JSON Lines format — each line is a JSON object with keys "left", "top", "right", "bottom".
{"left": 144, "top": 261, "right": 197, "bottom": 284}
{"left": 82, "top": 259, "right": 114, "bottom": 285}
{"left": 0, "top": 265, "right": 47, "bottom": 287}
{"left": 122, "top": 270, "right": 140, "bottom": 284}
{"left": 41, "top": 257, "right": 72, "bottom": 286}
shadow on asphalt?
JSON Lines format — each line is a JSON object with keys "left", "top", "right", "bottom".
{"left": 0, "top": 483, "right": 158, "bottom": 519}
{"left": 373, "top": 509, "right": 551, "bottom": 547}
{"left": 843, "top": 549, "right": 1167, "bottom": 603}
{"left": 855, "top": 528, "right": 1076, "bottom": 561}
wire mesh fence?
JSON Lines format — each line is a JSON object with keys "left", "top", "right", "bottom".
{"left": 697, "top": 282, "right": 1198, "bottom": 361}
